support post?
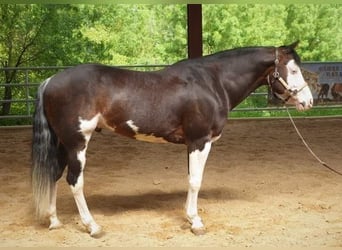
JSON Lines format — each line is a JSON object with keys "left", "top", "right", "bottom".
{"left": 187, "top": 4, "right": 202, "bottom": 59}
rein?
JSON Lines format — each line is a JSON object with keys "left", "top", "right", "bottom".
{"left": 286, "top": 108, "right": 342, "bottom": 176}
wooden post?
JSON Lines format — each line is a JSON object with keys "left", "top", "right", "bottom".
{"left": 187, "top": 4, "right": 202, "bottom": 59}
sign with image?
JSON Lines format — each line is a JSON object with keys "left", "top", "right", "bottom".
{"left": 301, "top": 62, "right": 342, "bottom": 104}
{"left": 268, "top": 62, "right": 342, "bottom": 105}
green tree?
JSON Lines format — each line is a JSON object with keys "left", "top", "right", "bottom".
{"left": 0, "top": 5, "right": 53, "bottom": 115}
{"left": 285, "top": 4, "right": 342, "bottom": 61}
{"left": 203, "top": 4, "right": 288, "bottom": 54}
{"left": 152, "top": 5, "right": 187, "bottom": 63}
{"left": 1, "top": 4, "right": 341, "bottom": 121}
{"left": 80, "top": 4, "right": 187, "bottom": 65}
{"left": 0, "top": 4, "right": 109, "bottom": 115}
{"left": 202, "top": 4, "right": 342, "bottom": 61}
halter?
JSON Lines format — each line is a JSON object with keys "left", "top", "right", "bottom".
{"left": 267, "top": 48, "right": 308, "bottom": 102}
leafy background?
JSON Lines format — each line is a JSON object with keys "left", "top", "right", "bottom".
{"left": 0, "top": 4, "right": 341, "bottom": 124}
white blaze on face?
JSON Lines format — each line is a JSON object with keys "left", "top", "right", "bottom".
{"left": 286, "top": 59, "right": 313, "bottom": 111}
{"left": 126, "top": 120, "right": 168, "bottom": 143}
{"left": 286, "top": 60, "right": 305, "bottom": 89}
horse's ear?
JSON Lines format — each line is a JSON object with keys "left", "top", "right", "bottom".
{"left": 281, "top": 40, "right": 300, "bottom": 54}
{"left": 288, "top": 40, "right": 300, "bottom": 49}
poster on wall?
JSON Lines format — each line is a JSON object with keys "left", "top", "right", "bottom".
{"left": 268, "top": 62, "right": 342, "bottom": 105}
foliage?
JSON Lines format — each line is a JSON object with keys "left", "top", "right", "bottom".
{"left": 203, "top": 4, "right": 289, "bottom": 53}
{"left": 79, "top": 5, "right": 187, "bottom": 65}
{"left": 202, "top": 4, "right": 342, "bottom": 61}
{"left": 1, "top": 4, "right": 341, "bottom": 67}
{"left": 0, "top": 4, "right": 341, "bottom": 124}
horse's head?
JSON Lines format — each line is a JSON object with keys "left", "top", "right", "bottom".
{"left": 267, "top": 41, "right": 313, "bottom": 111}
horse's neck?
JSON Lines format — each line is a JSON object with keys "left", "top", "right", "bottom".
{"left": 224, "top": 73, "right": 266, "bottom": 110}
{"left": 217, "top": 50, "right": 275, "bottom": 110}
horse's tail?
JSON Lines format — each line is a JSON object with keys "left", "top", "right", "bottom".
{"left": 31, "top": 77, "right": 58, "bottom": 220}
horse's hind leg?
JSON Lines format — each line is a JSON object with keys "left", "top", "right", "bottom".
{"left": 66, "top": 145, "right": 101, "bottom": 236}
{"left": 64, "top": 117, "right": 101, "bottom": 236}
{"left": 48, "top": 143, "right": 67, "bottom": 230}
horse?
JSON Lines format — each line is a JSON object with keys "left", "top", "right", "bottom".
{"left": 317, "top": 83, "right": 330, "bottom": 103}
{"left": 331, "top": 83, "right": 342, "bottom": 101}
{"left": 31, "top": 41, "right": 313, "bottom": 237}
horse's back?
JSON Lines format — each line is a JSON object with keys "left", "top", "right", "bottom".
{"left": 46, "top": 64, "right": 126, "bottom": 90}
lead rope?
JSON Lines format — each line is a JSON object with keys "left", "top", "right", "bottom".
{"left": 286, "top": 108, "right": 342, "bottom": 176}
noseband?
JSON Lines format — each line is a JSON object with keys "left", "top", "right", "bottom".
{"left": 267, "top": 48, "right": 308, "bottom": 102}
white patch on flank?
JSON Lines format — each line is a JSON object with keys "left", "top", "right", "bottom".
{"left": 79, "top": 113, "right": 102, "bottom": 142}
{"left": 126, "top": 120, "right": 168, "bottom": 143}
{"left": 126, "top": 120, "right": 139, "bottom": 133}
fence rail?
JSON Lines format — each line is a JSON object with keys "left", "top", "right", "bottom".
{"left": 1, "top": 65, "right": 341, "bottom": 124}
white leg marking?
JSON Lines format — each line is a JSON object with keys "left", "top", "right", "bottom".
{"left": 70, "top": 148, "right": 101, "bottom": 236}
{"left": 69, "top": 116, "right": 102, "bottom": 236}
{"left": 48, "top": 183, "right": 62, "bottom": 230}
{"left": 70, "top": 174, "right": 101, "bottom": 236}
{"left": 185, "top": 141, "right": 212, "bottom": 234}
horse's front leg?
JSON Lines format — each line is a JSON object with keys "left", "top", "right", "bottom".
{"left": 185, "top": 141, "right": 212, "bottom": 235}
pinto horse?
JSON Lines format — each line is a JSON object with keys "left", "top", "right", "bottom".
{"left": 32, "top": 41, "right": 313, "bottom": 236}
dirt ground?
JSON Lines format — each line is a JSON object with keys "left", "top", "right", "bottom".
{"left": 0, "top": 118, "right": 341, "bottom": 247}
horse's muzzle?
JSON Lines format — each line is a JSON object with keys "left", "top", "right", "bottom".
{"left": 296, "top": 98, "right": 313, "bottom": 111}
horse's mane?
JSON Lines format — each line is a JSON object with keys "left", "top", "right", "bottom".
{"left": 171, "top": 45, "right": 301, "bottom": 67}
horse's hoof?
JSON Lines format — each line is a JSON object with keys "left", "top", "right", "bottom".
{"left": 49, "top": 219, "right": 63, "bottom": 230}
{"left": 89, "top": 224, "right": 102, "bottom": 238}
{"left": 191, "top": 227, "right": 206, "bottom": 236}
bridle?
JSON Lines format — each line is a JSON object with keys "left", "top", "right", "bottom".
{"left": 267, "top": 48, "right": 308, "bottom": 102}
{"left": 267, "top": 48, "right": 341, "bottom": 176}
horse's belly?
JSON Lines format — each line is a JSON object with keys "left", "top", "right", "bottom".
{"left": 112, "top": 119, "right": 184, "bottom": 144}
{"left": 134, "top": 133, "right": 168, "bottom": 143}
